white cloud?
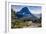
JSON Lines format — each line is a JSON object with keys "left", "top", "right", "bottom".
{"left": 29, "top": 10, "right": 41, "bottom": 14}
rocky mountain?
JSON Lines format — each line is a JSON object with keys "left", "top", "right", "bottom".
{"left": 16, "top": 7, "right": 38, "bottom": 21}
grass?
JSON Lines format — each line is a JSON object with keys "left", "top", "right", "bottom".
{"left": 11, "top": 19, "right": 32, "bottom": 28}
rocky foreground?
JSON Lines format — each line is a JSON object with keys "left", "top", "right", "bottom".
{"left": 11, "top": 20, "right": 41, "bottom": 29}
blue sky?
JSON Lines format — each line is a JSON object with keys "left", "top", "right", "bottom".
{"left": 11, "top": 5, "right": 41, "bottom": 18}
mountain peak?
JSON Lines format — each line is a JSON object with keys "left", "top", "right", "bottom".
{"left": 20, "top": 7, "right": 30, "bottom": 14}
{"left": 16, "top": 7, "right": 37, "bottom": 19}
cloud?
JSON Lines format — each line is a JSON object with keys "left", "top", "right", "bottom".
{"left": 29, "top": 10, "right": 41, "bottom": 14}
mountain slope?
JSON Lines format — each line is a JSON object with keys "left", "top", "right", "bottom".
{"left": 16, "top": 7, "right": 38, "bottom": 20}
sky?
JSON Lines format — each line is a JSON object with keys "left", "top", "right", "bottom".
{"left": 11, "top": 5, "right": 41, "bottom": 18}
{"left": 11, "top": 5, "right": 41, "bottom": 14}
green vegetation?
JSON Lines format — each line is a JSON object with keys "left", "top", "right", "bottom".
{"left": 11, "top": 19, "right": 31, "bottom": 28}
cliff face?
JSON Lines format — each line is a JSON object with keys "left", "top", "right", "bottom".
{"left": 11, "top": 9, "right": 16, "bottom": 28}
{"left": 11, "top": 9, "right": 16, "bottom": 19}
